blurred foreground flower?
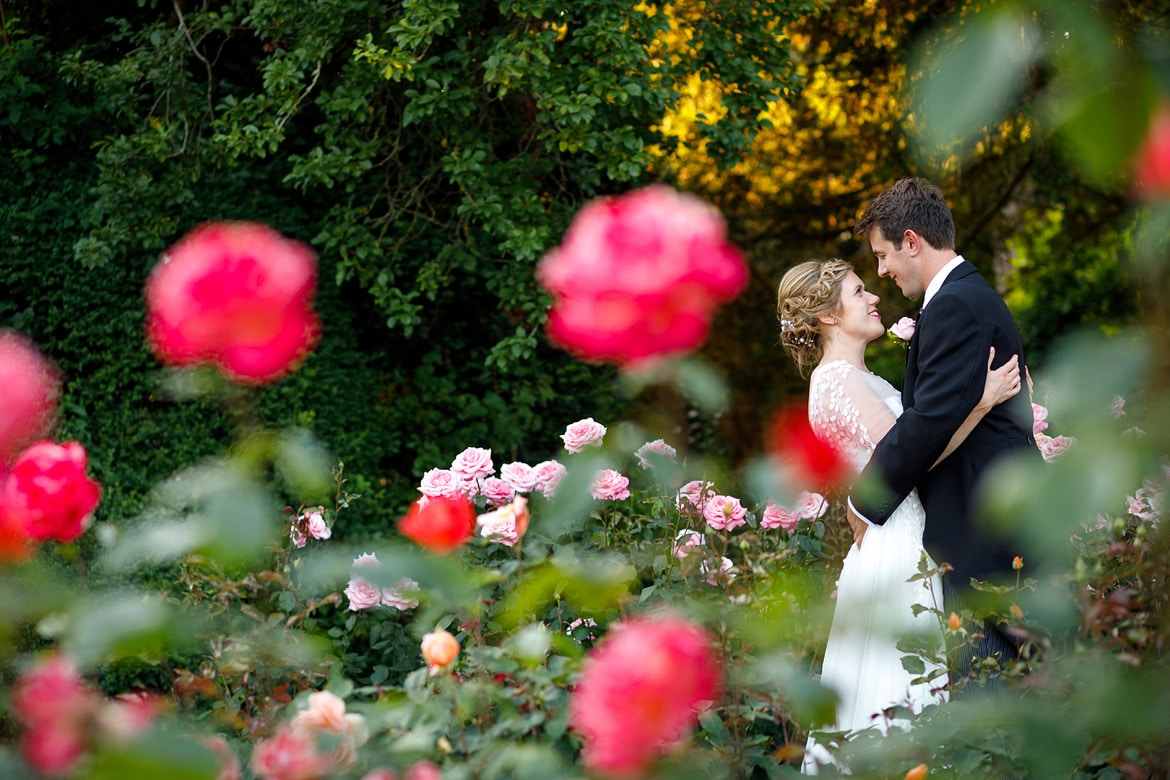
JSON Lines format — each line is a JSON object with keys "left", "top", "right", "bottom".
{"left": 569, "top": 615, "right": 720, "bottom": 777}
{"left": 250, "top": 725, "right": 334, "bottom": 780}
{"left": 289, "top": 690, "right": 369, "bottom": 770}
{"left": 476, "top": 495, "right": 530, "bottom": 546}
{"left": 0, "top": 440, "right": 101, "bottom": 545}
{"left": 0, "top": 330, "right": 59, "bottom": 469}
{"left": 146, "top": 222, "right": 321, "bottom": 384}
{"left": 538, "top": 186, "right": 747, "bottom": 368}
{"left": 1134, "top": 101, "right": 1170, "bottom": 200}
{"left": 421, "top": 627, "right": 460, "bottom": 669}
{"left": 397, "top": 495, "right": 475, "bottom": 553}
{"left": 766, "top": 403, "right": 849, "bottom": 492}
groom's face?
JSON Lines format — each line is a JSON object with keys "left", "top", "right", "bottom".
{"left": 868, "top": 227, "right": 922, "bottom": 299}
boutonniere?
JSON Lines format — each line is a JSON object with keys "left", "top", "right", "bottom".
{"left": 887, "top": 316, "right": 916, "bottom": 347}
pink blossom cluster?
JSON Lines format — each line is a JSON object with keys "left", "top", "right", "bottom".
{"left": 568, "top": 615, "right": 721, "bottom": 776}
{"left": 1032, "top": 402, "right": 1076, "bottom": 463}
{"left": 287, "top": 505, "right": 331, "bottom": 549}
{"left": 420, "top": 447, "right": 567, "bottom": 506}
{"left": 344, "top": 553, "right": 421, "bottom": 611}
{"left": 760, "top": 491, "right": 828, "bottom": 531}
{"left": 12, "top": 653, "right": 160, "bottom": 776}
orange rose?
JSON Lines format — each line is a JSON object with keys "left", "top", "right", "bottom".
{"left": 421, "top": 628, "right": 460, "bottom": 668}
{"left": 905, "top": 763, "right": 929, "bottom": 780}
{"left": 947, "top": 612, "right": 962, "bottom": 631}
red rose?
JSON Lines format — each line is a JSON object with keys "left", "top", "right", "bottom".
{"left": 1134, "top": 101, "right": 1170, "bottom": 200}
{"left": 397, "top": 495, "right": 475, "bottom": 554}
{"left": 145, "top": 222, "right": 321, "bottom": 384}
{"left": 0, "top": 441, "right": 101, "bottom": 543}
{"left": 766, "top": 403, "right": 849, "bottom": 492}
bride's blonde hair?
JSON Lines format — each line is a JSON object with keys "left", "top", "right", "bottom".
{"left": 776, "top": 259, "right": 852, "bottom": 376}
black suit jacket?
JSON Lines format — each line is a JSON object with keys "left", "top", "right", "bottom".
{"left": 852, "top": 261, "right": 1040, "bottom": 585}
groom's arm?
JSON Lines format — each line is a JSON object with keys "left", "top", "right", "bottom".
{"left": 850, "top": 295, "right": 992, "bottom": 525}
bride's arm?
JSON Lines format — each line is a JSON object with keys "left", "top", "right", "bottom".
{"left": 931, "top": 347, "right": 1021, "bottom": 467}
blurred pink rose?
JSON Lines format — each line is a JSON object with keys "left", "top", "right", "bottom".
{"left": 290, "top": 524, "right": 307, "bottom": 549}
{"left": 382, "top": 577, "right": 421, "bottom": 611}
{"left": 561, "top": 418, "right": 607, "bottom": 453}
{"left": 405, "top": 760, "right": 443, "bottom": 780}
{"left": 672, "top": 529, "right": 705, "bottom": 559}
{"left": 478, "top": 477, "right": 516, "bottom": 507}
{"left": 1036, "top": 432, "right": 1076, "bottom": 463}
{"left": 0, "top": 331, "right": 59, "bottom": 468}
{"left": 289, "top": 691, "right": 368, "bottom": 770}
{"left": 12, "top": 653, "right": 96, "bottom": 776}
{"left": 146, "top": 222, "right": 321, "bottom": 384}
{"left": 0, "top": 440, "right": 101, "bottom": 543}
{"left": 591, "top": 469, "right": 630, "bottom": 501}
{"left": 361, "top": 770, "right": 399, "bottom": 780}
{"left": 419, "top": 468, "right": 465, "bottom": 499}
{"left": 476, "top": 496, "right": 530, "bottom": 546}
{"left": 887, "top": 316, "right": 915, "bottom": 342}
{"left": 1031, "top": 403, "right": 1049, "bottom": 434}
{"left": 635, "top": 439, "right": 677, "bottom": 470}
{"left": 676, "top": 480, "right": 714, "bottom": 515}
{"left": 1134, "top": 101, "right": 1170, "bottom": 200}
{"left": 95, "top": 691, "right": 159, "bottom": 743}
{"left": 1110, "top": 395, "right": 1127, "bottom": 419}
{"left": 794, "top": 490, "right": 828, "bottom": 520}
{"left": 538, "top": 185, "right": 747, "bottom": 368}
{"left": 532, "top": 460, "right": 567, "bottom": 498}
{"left": 250, "top": 726, "right": 334, "bottom": 780}
{"left": 568, "top": 615, "right": 721, "bottom": 776}
{"left": 450, "top": 447, "right": 494, "bottom": 481}
{"left": 760, "top": 501, "right": 800, "bottom": 531}
{"left": 702, "top": 495, "right": 747, "bottom": 531}
{"left": 500, "top": 462, "right": 538, "bottom": 493}
{"left": 201, "top": 736, "right": 243, "bottom": 780}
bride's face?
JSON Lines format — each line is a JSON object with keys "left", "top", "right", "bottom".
{"left": 831, "top": 272, "right": 884, "bottom": 343}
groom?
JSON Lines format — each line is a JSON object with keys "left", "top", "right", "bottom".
{"left": 846, "top": 178, "right": 1040, "bottom": 669}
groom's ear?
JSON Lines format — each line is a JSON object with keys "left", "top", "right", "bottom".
{"left": 903, "top": 229, "right": 921, "bottom": 255}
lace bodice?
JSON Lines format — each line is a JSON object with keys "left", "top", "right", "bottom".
{"left": 808, "top": 360, "right": 902, "bottom": 474}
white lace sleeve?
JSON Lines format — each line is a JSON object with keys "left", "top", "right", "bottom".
{"left": 808, "top": 361, "right": 899, "bottom": 474}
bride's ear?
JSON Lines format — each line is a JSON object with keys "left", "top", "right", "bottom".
{"left": 817, "top": 312, "right": 837, "bottom": 327}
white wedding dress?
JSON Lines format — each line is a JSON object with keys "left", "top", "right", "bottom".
{"left": 801, "top": 360, "right": 948, "bottom": 775}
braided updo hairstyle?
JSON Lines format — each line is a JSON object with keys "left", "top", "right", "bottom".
{"left": 776, "top": 259, "right": 853, "bottom": 377}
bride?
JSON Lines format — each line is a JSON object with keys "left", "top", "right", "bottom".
{"left": 775, "top": 259, "right": 1021, "bottom": 773}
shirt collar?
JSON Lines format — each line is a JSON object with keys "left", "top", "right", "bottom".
{"left": 921, "top": 255, "right": 966, "bottom": 310}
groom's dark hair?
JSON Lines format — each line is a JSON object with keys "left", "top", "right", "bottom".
{"left": 854, "top": 177, "right": 956, "bottom": 251}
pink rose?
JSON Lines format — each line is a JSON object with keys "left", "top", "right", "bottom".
{"left": 0, "top": 440, "right": 101, "bottom": 543}
{"left": 345, "top": 553, "right": 384, "bottom": 611}
{"left": 672, "top": 529, "right": 706, "bottom": 559}
{"left": 0, "top": 331, "right": 59, "bottom": 468}
{"left": 450, "top": 447, "right": 494, "bottom": 481}
{"left": 476, "top": 496, "right": 530, "bottom": 546}
{"left": 250, "top": 726, "right": 334, "bottom": 780}
{"left": 146, "top": 222, "right": 321, "bottom": 384}
{"left": 562, "top": 418, "right": 607, "bottom": 453}
{"left": 635, "top": 439, "right": 678, "bottom": 470}
{"left": 760, "top": 501, "right": 801, "bottom": 531}
{"left": 405, "top": 761, "right": 443, "bottom": 780}
{"left": 500, "top": 462, "right": 538, "bottom": 493}
{"left": 532, "top": 460, "right": 567, "bottom": 498}
{"left": 12, "top": 654, "right": 96, "bottom": 776}
{"left": 538, "top": 185, "right": 748, "bottom": 368}
{"left": 95, "top": 691, "right": 159, "bottom": 743}
{"left": 419, "top": 468, "right": 465, "bottom": 499}
{"left": 1110, "top": 395, "right": 1127, "bottom": 419}
{"left": 289, "top": 524, "right": 307, "bottom": 549}
{"left": 361, "top": 771, "right": 399, "bottom": 780}
{"left": 1032, "top": 403, "right": 1049, "bottom": 435}
{"left": 676, "top": 480, "right": 715, "bottom": 515}
{"left": 478, "top": 477, "right": 516, "bottom": 508}
{"left": 794, "top": 490, "right": 828, "bottom": 520}
{"left": 888, "top": 316, "right": 916, "bottom": 342}
{"left": 568, "top": 615, "right": 721, "bottom": 776}
{"left": 1036, "top": 432, "right": 1076, "bottom": 463}
{"left": 303, "top": 509, "right": 331, "bottom": 541}
{"left": 590, "top": 469, "right": 630, "bottom": 501}
{"left": 702, "top": 495, "right": 747, "bottom": 531}
{"left": 382, "top": 578, "right": 421, "bottom": 610}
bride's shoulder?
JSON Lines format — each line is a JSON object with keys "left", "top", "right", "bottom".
{"left": 810, "top": 360, "right": 855, "bottom": 382}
